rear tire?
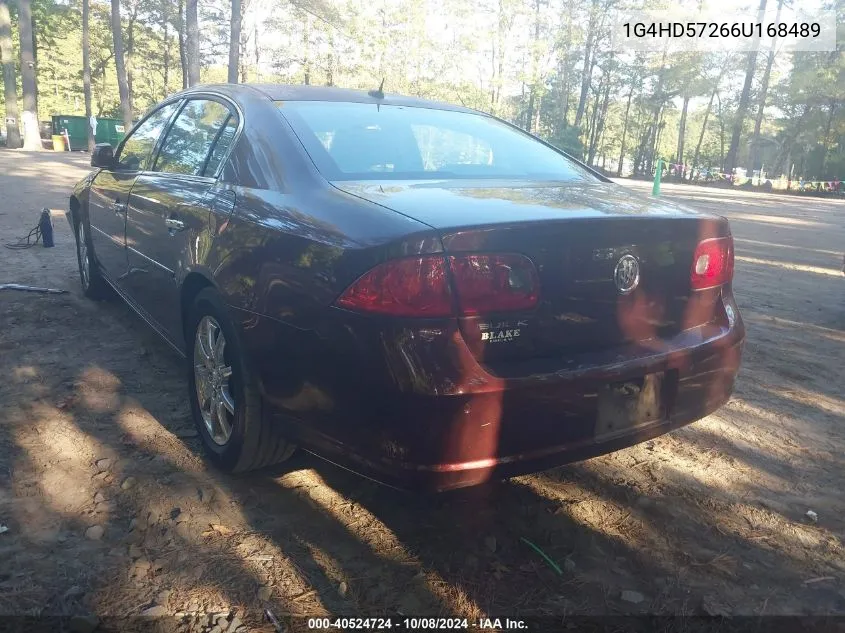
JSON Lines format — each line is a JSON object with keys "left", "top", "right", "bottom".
{"left": 186, "top": 287, "right": 296, "bottom": 472}
{"left": 75, "top": 214, "right": 110, "bottom": 300}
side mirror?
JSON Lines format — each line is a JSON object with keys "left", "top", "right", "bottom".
{"left": 91, "top": 143, "right": 114, "bottom": 169}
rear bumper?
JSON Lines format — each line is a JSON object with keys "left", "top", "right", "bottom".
{"left": 258, "top": 297, "right": 745, "bottom": 492}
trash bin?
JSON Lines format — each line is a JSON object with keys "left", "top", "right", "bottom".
{"left": 97, "top": 118, "right": 127, "bottom": 147}
{"left": 51, "top": 116, "right": 87, "bottom": 150}
{"left": 50, "top": 115, "right": 127, "bottom": 151}
{"left": 51, "top": 134, "right": 66, "bottom": 152}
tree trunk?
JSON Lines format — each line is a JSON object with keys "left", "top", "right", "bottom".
{"left": 586, "top": 83, "right": 602, "bottom": 162}
{"left": 750, "top": 0, "right": 783, "bottom": 173}
{"left": 126, "top": 5, "right": 137, "bottom": 116}
{"left": 185, "top": 0, "right": 199, "bottom": 86}
{"left": 630, "top": 95, "right": 646, "bottom": 174}
{"left": 18, "top": 0, "right": 40, "bottom": 149}
{"left": 533, "top": 93, "right": 543, "bottom": 134}
{"left": 589, "top": 74, "right": 612, "bottom": 165}
{"left": 239, "top": 25, "right": 247, "bottom": 83}
{"left": 95, "top": 53, "right": 113, "bottom": 116}
{"left": 178, "top": 0, "right": 187, "bottom": 89}
{"left": 526, "top": 89, "right": 537, "bottom": 133}
{"left": 717, "top": 91, "right": 725, "bottom": 170}
{"left": 111, "top": 0, "right": 133, "bottom": 132}
{"left": 30, "top": 6, "right": 38, "bottom": 116}
{"left": 0, "top": 0, "right": 20, "bottom": 148}
{"left": 560, "top": 74, "right": 570, "bottom": 126}
{"left": 162, "top": 14, "right": 170, "bottom": 97}
{"left": 326, "top": 34, "right": 335, "bottom": 86}
{"left": 820, "top": 99, "right": 837, "bottom": 177}
{"left": 494, "top": 42, "right": 505, "bottom": 115}
{"left": 491, "top": 0, "right": 510, "bottom": 116}
{"left": 525, "top": 0, "right": 542, "bottom": 133}
{"left": 490, "top": 5, "right": 502, "bottom": 113}
{"left": 302, "top": 13, "right": 311, "bottom": 85}
{"left": 83, "top": 0, "right": 94, "bottom": 151}
{"left": 587, "top": 103, "right": 601, "bottom": 164}
{"left": 489, "top": 37, "right": 496, "bottom": 109}
{"left": 634, "top": 121, "right": 650, "bottom": 176}
{"left": 558, "top": 4, "right": 573, "bottom": 126}
{"left": 772, "top": 107, "right": 811, "bottom": 174}
{"left": 724, "top": 0, "right": 766, "bottom": 174}
{"left": 228, "top": 0, "right": 241, "bottom": 83}
{"left": 253, "top": 16, "right": 259, "bottom": 81}
{"left": 574, "top": 0, "right": 597, "bottom": 128}
{"left": 558, "top": 56, "right": 569, "bottom": 126}
{"left": 647, "top": 119, "right": 660, "bottom": 175}
{"left": 643, "top": 55, "right": 668, "bottom": 174}
{"left": 676, "top": 95, "right": 690, "bottom": 171}
{"left": 652, "top": 108, "right": 665, "bottom": 168}
{"left": 616, "top": 87, "right": 634, "bottom": 177}
{"left": 692, "top": 65, "right": 727, "bottom": 177}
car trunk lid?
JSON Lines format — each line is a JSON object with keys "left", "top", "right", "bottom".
{"left": 332, "top": 179, "right": 730, "bottom": 365}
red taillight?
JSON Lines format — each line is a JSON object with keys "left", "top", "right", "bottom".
{"left": 449, "top": 253, "right": 539, "bottom": 315}
{"left": 335, "top": 253, "right": 539, "bottom": 317}
{"left": 690, "top": 236, "right": 734, "bottom": 290}
{"left": 335, "top": 256, "right": 453, "bottom": 317}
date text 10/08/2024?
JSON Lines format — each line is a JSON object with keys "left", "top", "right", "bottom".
{"left": 305, "top": 618, "right": 528, "bottom": 630}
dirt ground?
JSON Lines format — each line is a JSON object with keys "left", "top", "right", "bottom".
{"left": 1, "top": 150, "right": 844, "bottom": 631}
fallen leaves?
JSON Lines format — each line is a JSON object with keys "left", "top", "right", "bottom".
{"left": 202, "top": 523, "right": 235, "bottom": 537}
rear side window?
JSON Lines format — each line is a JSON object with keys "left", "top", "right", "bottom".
{"left": 118, "top": 102, "right": 179, "bottom": 171}
{"left": 154, "top": 99, "right": 235, "bottom": 176}
{"left": 204, "top": 116, "right": 238, "bottom": 176}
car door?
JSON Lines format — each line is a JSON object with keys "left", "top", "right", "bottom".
{"left": 123, "top": 97, "right": 240, "bottom": 347}
{"left": 88, "top": 102, "right": 180, "bottom": 285}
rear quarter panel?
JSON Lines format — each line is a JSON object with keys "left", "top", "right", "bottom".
{"left": 207, "top": 184, "right": 448, "bottom": 439}
{"left": 211, "top": 185, "right": 440, "bottom": 326}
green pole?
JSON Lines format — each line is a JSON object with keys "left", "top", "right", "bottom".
{"left": 652, "top": 159, "right": 663, "bottom": 196}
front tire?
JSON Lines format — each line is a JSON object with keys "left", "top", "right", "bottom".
{"left": 75, "top": 215, "right": 110, "bottom": 300}
{"left": 186, "top": 287, "right": 296, "bottom": 472}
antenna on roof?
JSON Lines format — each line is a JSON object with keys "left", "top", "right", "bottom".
{"left": 368, "top": 78, "right": 385, "bottom": 100}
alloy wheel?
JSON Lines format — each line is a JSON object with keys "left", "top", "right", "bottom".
{"left": 193, "top": 315, "right": 235, "bottom": 445}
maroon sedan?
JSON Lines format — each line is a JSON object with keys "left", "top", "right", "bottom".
{"left": 70, "top": 84, "right": 744, "bottom": 491}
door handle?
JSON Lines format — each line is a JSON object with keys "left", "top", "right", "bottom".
{"left": 165, "top": 217, "right": 186, "bottom": 231}
{"left": 111, "top": 201, "right": 127, "bottom": 214}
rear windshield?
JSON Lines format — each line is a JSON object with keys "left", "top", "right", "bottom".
{"left": 276, "top": 101, "right": 594, "bottom": 182}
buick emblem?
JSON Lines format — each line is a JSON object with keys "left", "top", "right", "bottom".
{"left": 614, "top": 254, "right": 640, "bottom": 294}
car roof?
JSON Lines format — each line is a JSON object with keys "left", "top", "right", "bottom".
{"left": 174, "top": 83, "right": 481, "bottom": 115}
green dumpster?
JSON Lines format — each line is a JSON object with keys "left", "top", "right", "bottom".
{"left": 96, "top": 118, "right": 128, "bottom": 148}
{"left": 51, "top": 115, "right": 127, "bottom": 151}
